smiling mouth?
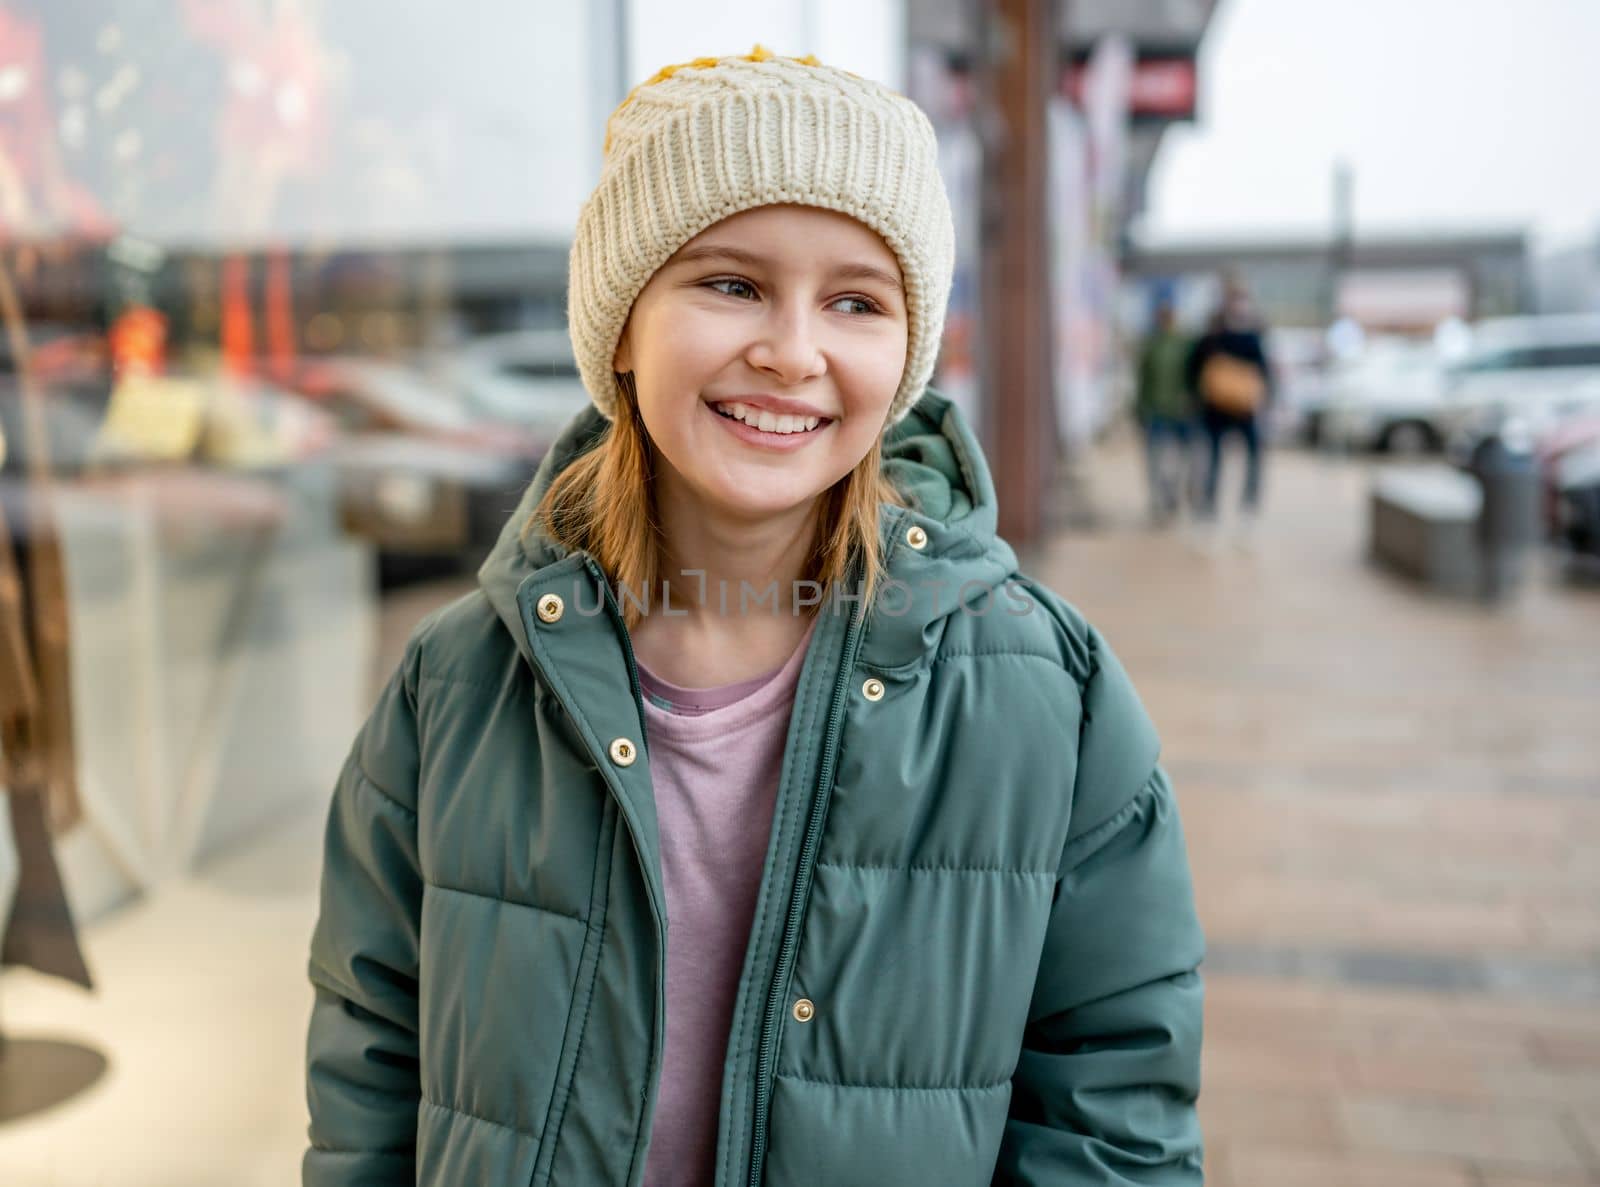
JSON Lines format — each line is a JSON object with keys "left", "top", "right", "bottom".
{"left": 710, "top": 401, "right": 832, "bottom": 435}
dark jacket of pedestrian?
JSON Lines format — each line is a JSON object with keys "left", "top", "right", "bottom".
{"left": 1186, "top": 327, "right": 1272, "bottom": 419}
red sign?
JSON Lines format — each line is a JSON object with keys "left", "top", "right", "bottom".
{"left": 1064, "top": 56, "right": 1197, "bottom": 121}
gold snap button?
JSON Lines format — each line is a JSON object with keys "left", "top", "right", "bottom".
{"left": 792, "top": 998, "right": 815, "bottom": 1023}
{"left": 862, "top": 678, "right": 885, "bottom": 702}
{"left": 609, "top": 737, "right": 637, "bottom": 766}
{"left": 905, "top": 525, "right": 928, "bottom": 550}
{"left": 536, "top": 593, "right": 564, "bottom": 623}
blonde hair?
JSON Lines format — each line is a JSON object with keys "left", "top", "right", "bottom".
{"left": 526, "top": 371, "right": 907, "bottom": 631}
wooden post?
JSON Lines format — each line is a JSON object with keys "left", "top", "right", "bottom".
{"left": 977, "top": 0, "right": 1060, "bottom": 545}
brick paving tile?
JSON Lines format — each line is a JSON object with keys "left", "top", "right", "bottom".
{"left": 1203, "top": 1037, "right": 1346, "bottom": 1092}
{"left": 1218, "top": 1146, "right": 1478, "bottom": 1187}
{"left": 1209, "top": 975, "right": 1600, "bottom": 1044}
{"left": 1207, "top": 993, "right": 1531, "bottom": 1063}
{"left": 1336, "top": 1046, "right": 1495, "bottom": 1099}
{"left": 1497, "top": 1066, "right": 1600, "bottom": 1110}
{"left": 1201, "top": 884, "right": 1541, "bottom": 951}
{"left": 1532, "top": 908, "right": 1600, "bottom": 951}
{"left": 1204, "top": 1142, "right": 1235, "bottom": 1187}
{"left": 1198, "top": 1087, "right": 1344, "bottom": 1148}
{"left": 1445, "top": 1000, "right": 1600, "bottom": 1042}
{"left": 1530, "top": 1033, "right": 1600, "bottom": 1069}
{"left": 1183, "top": 791, "right": 1600, "bottom": 859}
{"left": 1569, "top": 1108, "right": 1600, "bottom": 1170}
{"left": 1336, "top": 1096, "right": 1588, "bottom": 1173}
{"left": 1200, "top": 1006, "right": 1600, "bottom": 1106}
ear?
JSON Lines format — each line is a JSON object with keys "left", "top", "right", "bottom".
{"left": 612, "top": 328, "right": 632, "bottom": 373}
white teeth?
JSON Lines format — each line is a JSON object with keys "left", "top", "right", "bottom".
{"left": 714, "top": 402, "right": 826, "bottom": 435}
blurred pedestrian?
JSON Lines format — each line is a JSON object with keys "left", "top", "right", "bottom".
{"left": 303, "top": 45, "right": 1205, "bottom": 1187}
{"left": 1134, "top": 297, "right": 1196, "bottom": 526}
{"left": 1187, "top": 279, "right": 1272, "bottom": 545}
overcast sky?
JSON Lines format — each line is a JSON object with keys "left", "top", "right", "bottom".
{"left": 1142, "top": 0, "right": 1600, "bottom": 247}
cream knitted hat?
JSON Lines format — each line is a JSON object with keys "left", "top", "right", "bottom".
{"left": 567, "top": 45, "right": 955, "bottom": 429}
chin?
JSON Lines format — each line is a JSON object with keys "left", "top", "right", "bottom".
{"left": 704, "top": 476, "right": 823, "bottom": 520}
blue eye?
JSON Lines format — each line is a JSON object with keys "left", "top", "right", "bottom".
{"left": 706, "top": 278, "right": 758, "bottom": 300}
{"left": 830, "top": 296, "right": 880, "bottom": 316}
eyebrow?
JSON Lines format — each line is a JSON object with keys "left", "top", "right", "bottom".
{"left": 671, "top": 244, "right": 904, "bottom": 295}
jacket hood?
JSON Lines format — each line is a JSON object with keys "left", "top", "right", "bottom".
{"left": 477, "top": 387, "right": 1019, "bottom": 671}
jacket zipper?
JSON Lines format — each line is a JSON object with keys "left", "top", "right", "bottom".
{"left": 747, "top": 596, "right": 864, "bottom": 1186}
{"left": 578, "top": 554, "right": 663, "bottom": 1187}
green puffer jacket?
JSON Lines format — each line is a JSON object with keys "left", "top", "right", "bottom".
{"left": 303, "top": 388, "right": 1206, "bottom": 1186}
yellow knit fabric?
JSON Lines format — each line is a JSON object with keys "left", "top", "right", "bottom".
{"left": 569, "top": 47, "right": 954, "bottom": 429}
{"left": 604, "top": 46, "right": 828, "bottom": 156}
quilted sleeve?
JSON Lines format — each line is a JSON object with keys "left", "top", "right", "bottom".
{"left": 303, "top": 641, "right": 426, "bottom": 1186}
{"left": 993, "top": 630, "right": 1206, "bottom": 1185}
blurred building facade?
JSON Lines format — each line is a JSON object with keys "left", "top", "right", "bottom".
{"left": 1534, "top": 232, "right": 1600, "bottom": 315}
{"left": 1126, "top": 229, "right": 1531, "bottom": 333}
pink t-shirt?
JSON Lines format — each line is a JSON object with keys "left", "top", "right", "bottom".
{"left": 635, "top": 615, "right": 819, "bottom": 1187}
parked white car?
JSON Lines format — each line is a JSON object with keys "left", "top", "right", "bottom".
{"left": 450, "top": 329, "right": 592, "bottom": 445}
{"left": 1317, "top": 337, "right": 1449, "bottom": 454}
{"left": 1265, "top": 326, "right": 1333, "bottom": 445}
{"left": 1438, "top": 314, "right": 1600, "bottom": 455}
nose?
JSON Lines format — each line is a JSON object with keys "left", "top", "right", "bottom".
{"left": 746, "top": 304, "right": 826, "bottom": 385}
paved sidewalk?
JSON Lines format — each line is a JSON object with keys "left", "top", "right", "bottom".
{"left": 1027, "top": 434, "right": 1600, "bottom": 1185}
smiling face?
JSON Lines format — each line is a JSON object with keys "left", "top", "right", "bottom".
{"left": 612, "top": 204, "right": 909, "bottom": 524}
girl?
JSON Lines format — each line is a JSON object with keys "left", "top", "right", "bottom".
{"left": 304, "top": 47, "right": 1204, "bottom": 1187}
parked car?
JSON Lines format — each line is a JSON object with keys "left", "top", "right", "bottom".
{"left": 1264, "top": 326, "right": 1333, "bottom": 445}
{"left": 293, "top": 355, "right": 549, "bottom": 584}
{"left": 450, "top": 328, "right": 592, "bottom": 448}
{"left": 1534, "top": 409, "right": 1600, "bottom": 542}
{"left": 1315, "top": 336, "right": 1448, "bottom": 454}
{"left": 1438, "top": 314, "right": 1600, "bottom": 460}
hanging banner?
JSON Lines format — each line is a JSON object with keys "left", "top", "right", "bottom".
{"left": 1051, "top": 34, "right": 1132, "bottom": 450}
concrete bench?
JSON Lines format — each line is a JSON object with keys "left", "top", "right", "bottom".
{"left": 1369, "top": 466, "right": 1483, "bottom": 597}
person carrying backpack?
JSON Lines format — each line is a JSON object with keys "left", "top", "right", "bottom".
{"left": 1187, "top": 279, "right": 1273, "bottom": 541}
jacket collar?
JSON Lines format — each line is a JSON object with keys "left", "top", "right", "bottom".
{"left": 476, "top": 387, "right": 1019, "bottom": 672}
{"left": 861, "top": 390, "right": 1019, "bottom": 671}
